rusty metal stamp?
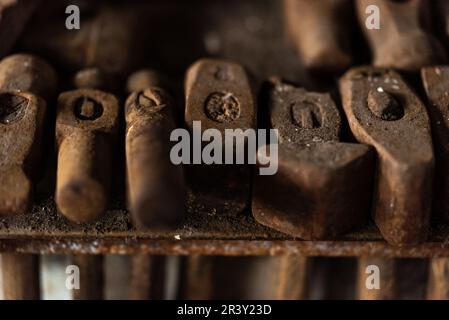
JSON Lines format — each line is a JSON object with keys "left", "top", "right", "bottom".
{"left": 0, "top": 54, "right": 56, "bottom": 215}
{"left": 184, "top": 59, "right": 256, "bottom": 215}
{"left": 340, "top": 66, "right": 434, "bottom": 245}
{"left": 56, "top": 88, "right": 119, "bottom": 222}
{"left": 252, "top": 78, "right": 374, "bottom": 240}
{"left": 125, "top": 70, "right": 185, "bottom": 230}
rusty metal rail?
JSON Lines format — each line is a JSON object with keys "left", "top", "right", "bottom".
{"left": 1, "top": 198, "right": 449, "bottom": 257}
{"left": 2, "top": 235, "right": 449, "bottom": 257}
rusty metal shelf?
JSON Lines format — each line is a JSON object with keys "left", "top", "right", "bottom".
{"left": 1, "top": 197, "right": 448, "bottom": 257}
{"left": 1, "top": 0, "right": 447, "bottom": 259}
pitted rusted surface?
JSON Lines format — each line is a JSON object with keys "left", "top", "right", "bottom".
{"left": 56, "top": 88, "right": 119, "bottom": 223}
{"left": 185, "top": 59, "right": 256, "bottom": 216}
{"left": 340, "top": 66, "right": 434, "bottom": 246}
{"left": 0, "top": 195, "right": 448, "bottom": 257}
{"left": 253, "top": 79, "right": 374, "bottom": 240}
{"left": 1, "top": 235, "right": 449, "bottom": 257}
{"left": 125, "top": 70, "right": 185, "bottom": 230}
{"left": 0, "top": 54, "right": 56, "bottom": 215}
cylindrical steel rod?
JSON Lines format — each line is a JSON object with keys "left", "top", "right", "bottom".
{"left": 1, "top": 254, "right": 40, "bottom": 300}
{"left": 72, "top": 255, "right": 104, "bottom": 300}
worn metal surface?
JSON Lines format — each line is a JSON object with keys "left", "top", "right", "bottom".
{"left": 340, "top": 66, "right": 434, "bottom": 246}
{"left": 283, "top": 0, "right": 353, "bottom": 74}
{"left": 0, "top": 93, "right": 44, "bottom": 215}
{"left": 125, "top": 70, "right": 185, "bottom": 230}
{"left": 55, "top": 88, "right": 119, "bottom": 222}
{"left": 125, "top": 71, "right": 182, "bottom": 299}
{"left": 0, "top": 53, "right": 57, "bottom": 101}
{"left": 1, "top": 253, "right": 40, "bottom": 299}
{"left": 253, "top": 79, "right": 374, "bottom": 240}
{"left": 55, "top": 58, "right": 121, "bottom": 302}
{"left": 1, "top": 194, "right": 449, "bottom": 256}
{"left": 0, "top": 54, "right": 56, "bottom": 215}
{"left": 421, "top": 67, "right": 449, "bottom": 221}
{"left": 356, "top": 0, "right": 446, "bottom": 71}
{"left": 185, "top": 59, "right": 256, "bottom": 215}
{"left": 2, "top": 235, "right": 449, "bottom": 257}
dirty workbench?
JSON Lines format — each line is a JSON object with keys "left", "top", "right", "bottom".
{"left": 1, "top": 0, "right": 448, "bottom": 258}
